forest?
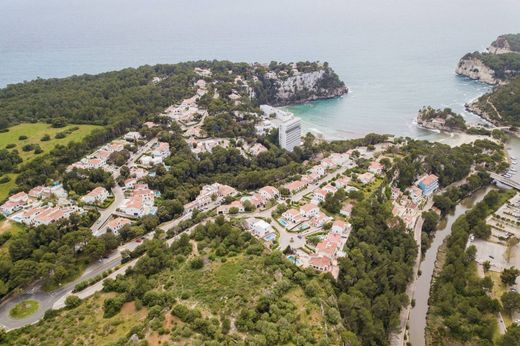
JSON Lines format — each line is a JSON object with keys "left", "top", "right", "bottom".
{"left": 427, "top": 189, "right": 518, "bottom": 345}
{"left": 473, "top": 76, "right": 520, "bottom": 126}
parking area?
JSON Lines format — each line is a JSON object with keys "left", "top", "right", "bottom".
{"left": 473, "top": 239, "right": 510, "bottom": 270}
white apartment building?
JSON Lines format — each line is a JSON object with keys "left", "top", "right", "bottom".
{"left": 279, "top": 116, "right": 301, "bottom": 152}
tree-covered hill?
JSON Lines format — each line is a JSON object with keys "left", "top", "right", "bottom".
{"left": 469, "top": 75, "right": 520, "bottom": 126}
{"left": 491, "top": 33, "right": 520, "bottom": 53}
{"left": 0, "top": 61, "right": 346, "bottom": 128}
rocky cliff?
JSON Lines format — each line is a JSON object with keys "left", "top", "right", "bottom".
{"left": 488, "top": 36, "right": 513, "bottom": 54}
{"left": 272, "top": 69, "right": 347, "bottom": 105}
{"left": 456, "top": 34, "right": 520, "bottom": 85}
{"left": 257, "top": 62, "right": 348, "bottom": 106}
{"left": 455, "top": 55, "right": 501, "bottom": 85}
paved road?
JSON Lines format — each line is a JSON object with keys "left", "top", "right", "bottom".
{"left": 0, "top": 238, "right": 141, "bottom": 330}
{"left": 91, "top": 138, "right": 158, "bottom": 235}
{"left": 0, "top": 145, "right": 376, "bottom": 330}
{"left": 0, "top": 207, "right": 190, "bottom": 330}
{"left": 91, "top": 185, "right": 124, "bottom": 235}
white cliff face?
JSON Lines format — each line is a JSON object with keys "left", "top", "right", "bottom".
{"left": 276, "top": 70, "right": 324, "bottom": 100}
{"left": 272, "top": 70, "right": 347, "bottom": 104}
{"left": 488, "top": 37, "right": 513, "bottom": 54}
{"left": 455, "top": 57, "right": 499, "bottom": 85}
{"left": 488, "top": 45, "right": 512, "bottom": 55}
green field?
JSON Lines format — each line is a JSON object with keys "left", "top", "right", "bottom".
{"left": 0, "top": 123, "right": 100, "bottom": 201}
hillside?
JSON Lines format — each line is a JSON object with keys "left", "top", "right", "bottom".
{"left": 456, "top": 34, "right": 520, "bottom": 84}
{"left": 3, "top": 219, "right": 347, "bottom": 346}
{"left": 488, "top": 34, "right": 520, "bottom": 54}
{"left": 0, "top": 61, "right": 346, "bottom": 127}
{"left": 467, "top": 76, "right": 520, "bottom": 127}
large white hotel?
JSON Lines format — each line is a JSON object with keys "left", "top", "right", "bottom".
{"left": 258, "top": 105, "right": 302, "bottom": 152}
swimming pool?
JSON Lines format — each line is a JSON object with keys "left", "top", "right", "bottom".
{"left": 278, "top": 218, "right": 288, "bottom": 226}
{"left": 264, "top": 233, "right": 276, "bottom": 241}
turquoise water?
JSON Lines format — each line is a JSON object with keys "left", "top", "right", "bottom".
{"left": 1, "top": 0, "right": 520, "bottom": 138}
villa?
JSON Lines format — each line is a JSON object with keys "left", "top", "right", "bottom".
{"left": 311, "top": 212, "right": 331, "bottom": 228}
{"left": 285, "top": 180, "right": 306, "bottom": 194}
{"left": 217, "top": 200, "right": 244, "bottom": 214}
{"left": 258, "top": 186, "right": 280, "bottom": 200}
{"left": 323, "top": 184, "right": 338, "bottom": 195}
{"left": 331, "top": 220, "right": 347, "bottom": 234}
{"left": 252, "top": 219, "right": 272, "bottom": 238}
{"left": 81, "top": 186, "right": 109, "bottom": 204}
{"left": 358, "top": 172, "right": 375, "bottom": 184}
{"left": 417, "top": 174, "right": 439, "bottom": 196}
{"left": 335, "top": 176, "right": 351, "bottom": 189}
{"left": 340, "top": 203, "right": 353, "bottom": 218}
{"left": 407, "top": 186, "right": 423, "bottom": 204}
{"left": 300, "top": 203, "right": 320, "bottom": 218}
{"left": 313, "top": 189, "right": 329, "bottom": 203}
{"left": 124, "top": 132, "right": 142, "bottom": 141}
{"left": 107, "top": 217, "right": 132, "bottom": 234}
{"left": 152, "top": 142, "right": 171, "bottom": 158}
{"left": 282, "top": 209, "right": 303, "bottom": 224}
{"left": 368, "top": 161, "right": 384, "bottom": 175}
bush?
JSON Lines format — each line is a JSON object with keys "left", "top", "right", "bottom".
{"left": 22, "top": 144, "right": 34, "bottom": 152}
{"left": 190, "top": 257, "right": 204, "bottom": 270}
{"left": 0, "top": 176, "right": 10, "bottom": 184}
{"left": 51, "top": 117, "right": 68, "bottom": 128}
{"left": 40, "top": 134, "right": 51, "bottom": 141}
{"left": 64, "top": 295, "right": 82, "bottom": 309}
{"left": 18, "top": 135, "right": 28, "bottom": 140}
{"left": 5, "top": 144, "right": 16, "bottom": 149}
{"left": 55, "top": 132, "right": 67, "bottom": 139}
{"left": 103, "top": 294, "right": 126, "bottom": 318}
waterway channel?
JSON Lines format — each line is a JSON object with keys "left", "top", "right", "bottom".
{"left": 408, "top": 186, "right": 493, "bottom": 346}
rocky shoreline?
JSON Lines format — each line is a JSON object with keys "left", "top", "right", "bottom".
{"left": 267, "top": 65, "right": 348, "bottom": 106}
{"left": 455, "top": 33, "right": 520, "bottom": 85}
{"left": 455, "top": 55, "right": 502, "bottom": 85}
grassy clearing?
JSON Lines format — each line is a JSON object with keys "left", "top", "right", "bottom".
{"left": 0, "top": 123, "right": 99, "bottom": 161}
{"left": 0, "top": 123, "right": 99, "bottom": 201}
{"left": 9, "top": 300, "right": 39, "bottom": 319}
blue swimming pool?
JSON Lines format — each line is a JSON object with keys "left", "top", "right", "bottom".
{"left": 264, "top": 233, "right": 276, "bottom": 241}
{"left": 278, "top": 218, "right": 288, "bottom": 226}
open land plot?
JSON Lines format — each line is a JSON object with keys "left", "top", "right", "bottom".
{"left": 0, "top": 123, "right": 100, "bottom": 200}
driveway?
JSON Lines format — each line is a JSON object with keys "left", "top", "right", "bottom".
{"left": 91, "top": 185, "right": 125, "bottom": 235}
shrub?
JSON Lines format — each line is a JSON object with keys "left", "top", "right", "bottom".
{"left": 40, "top": 134, "right": 51, "bottom": 141}
{"left": 55, "top": 132, "right": 66, "bottom": 139}
{"left": 64, "top": 295, "right": 82, "bottom": 309}
{"left": 103, "top": 294, "right": 126, "bottom": 318}
{"left": 18, "top": 135, "right": 28, "bottom": 140}
{"left": 5, "top": 144, "right": 16, "bottom": 149}
{"left": 0, "top": 176, "right": 10, "bottom": 184}
{"left": 22, "top": 144, "right": 34, "bottom": 152}
{"left": 190, "top": 257, "right": 204, "bottom": 270}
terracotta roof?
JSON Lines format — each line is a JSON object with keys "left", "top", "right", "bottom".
{"left": 86, "top": 186, "right": 107, "bottom": 197}
{"left": 420, "top": 174, "right": 439, "bottom": 186}
{"left": 300, "top": 203, "right": 319, "bottom": 213}
{"left": 286, "top": 180, "right": 305, "bottom": 191}
{"left": 333, "top": 220, "right": 346, "bottom": 229}
{"left": 108, "top": 217, "right": 131, "bottom": 229}
{"left": 309, "top": 255, "right": 331, "bottom": 268}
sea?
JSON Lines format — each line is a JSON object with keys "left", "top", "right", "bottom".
{"left": 1, "top": 0, "right": 519, "bottom": 139}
